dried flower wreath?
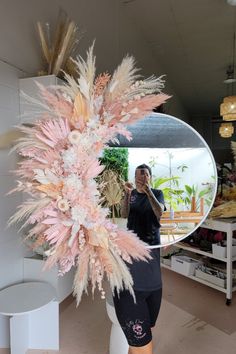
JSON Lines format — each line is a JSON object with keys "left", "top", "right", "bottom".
{"left": 9, "top": 45, "right": 170, "bottom": 305}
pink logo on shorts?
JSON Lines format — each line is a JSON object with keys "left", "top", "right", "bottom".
{"left": 126, "top": 319, "right": 146, "bottom": 339}
{"left": 132, "top": 323, "right": 143, "bottom": 335}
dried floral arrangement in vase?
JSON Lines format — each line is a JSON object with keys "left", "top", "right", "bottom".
{"left": 37, "top": 10, "right": 81, "bottom": 78}
{"left": 8, "top": 44, "right": 170, "bottom": 305}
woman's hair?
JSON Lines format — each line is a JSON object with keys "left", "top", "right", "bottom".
{"left": 136, "top": 164, "right": 152, "bottom": 176}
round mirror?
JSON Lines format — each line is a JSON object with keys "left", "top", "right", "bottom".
{"left": 108, "top": 113, "right": 217, "bottom": 248}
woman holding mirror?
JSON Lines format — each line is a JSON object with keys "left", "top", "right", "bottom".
{"left": 113, "top": 164, "right": 165, "bottom": 354}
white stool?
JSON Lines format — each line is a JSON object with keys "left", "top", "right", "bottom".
{"left": 0, "top": 281, "right": 59, "bottom": 354}
{"left": 106, "top": 291, "right": 129, "bottom": 354}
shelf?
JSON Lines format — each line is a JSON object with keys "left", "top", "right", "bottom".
{"left": 201, "top": 219, "right": 236, "bottom": 233}
{"left": 162, "top": 218, "right": 236, "bottom": 303}
{"left": 161, "top": 264, "right": 227, "bottom": 293}
{"left": 174, "top": 242, "right": 236, "bottom": 262}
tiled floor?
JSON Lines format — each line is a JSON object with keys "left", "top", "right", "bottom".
{"left": 1, "top": 267, "right": 236, "bottom": 354}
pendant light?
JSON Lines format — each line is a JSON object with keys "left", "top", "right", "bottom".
{"left": 220, "top": 33, "right": 236, "bottom": 121}
{"left": 219, "top": 122, "right": 234, "bottom": 138}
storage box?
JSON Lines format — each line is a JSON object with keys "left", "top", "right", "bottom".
{"left": 171, "top": 255, "right": 200, "bottom": 276}
{"left": 212, "top": 244, "right": 226, "bottom": 258}
{"left": 212, "top": 244, "right": 236, "bottom": 258}
{"left": 195, "top": 269, "right": 226, "bottom": 288}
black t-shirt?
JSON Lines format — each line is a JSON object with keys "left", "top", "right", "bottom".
{"left": 126, "top": 188, "right": 165, "bottom": 291}
{"left": 128, "top": 189, "right": 165, "bottom": 245}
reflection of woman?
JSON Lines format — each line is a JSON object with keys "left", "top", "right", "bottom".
{"left": 113, "top": 164, "right": 165, "bottom": 354}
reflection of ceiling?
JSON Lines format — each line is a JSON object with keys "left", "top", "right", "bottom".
{"left": 109, "top": 113, "right": 206, "bottom": 148}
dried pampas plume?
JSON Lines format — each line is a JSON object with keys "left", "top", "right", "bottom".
{"left": 37, "top": 10, "right": 81, "bottom": 78}
{"left": 0, "top": 129, "right": 25, "bottom": 150}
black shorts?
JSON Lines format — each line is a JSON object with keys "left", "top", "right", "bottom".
{"left": 113, "top": 288, "right": 162, "bottom": 347}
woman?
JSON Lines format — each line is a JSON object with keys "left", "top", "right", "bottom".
{"left": 113, "top": 164, "right": 165, "bottom": 354}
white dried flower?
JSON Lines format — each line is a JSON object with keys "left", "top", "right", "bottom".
{"left": 62, "top": 147, "right": 77, "bottom": 170}
{"left": 57, "top": 199, "right": 70, "bottom": 212}
{"left": 71, "top": 205, "right": 88, "bottom": 224}
{"left": 68, "top": 130, "right": 81, "bottom": 145}
{"left": 64, "top": 174, "right": 82, "bottom": 191}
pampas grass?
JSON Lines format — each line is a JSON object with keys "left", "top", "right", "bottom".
{"left": 0, "top": 129, "right": 25, "bottom": 150}
{"left": 37, "top": 10, "right": 80, "bottom": 78}
{"left": 8, "top": 198, "right": 50, "bottom": 227}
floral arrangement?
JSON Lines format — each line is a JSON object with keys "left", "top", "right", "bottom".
{"left": 9, "top": 45, "right": 170, "bottom": 305}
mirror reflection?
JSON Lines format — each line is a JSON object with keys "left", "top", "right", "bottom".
{"left": 103, "top": 113, "right": 217, "bottom": 247}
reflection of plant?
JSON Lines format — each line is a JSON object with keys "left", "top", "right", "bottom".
{"left": 177, "top": 164, "right": 188, "bottom": 173}
{"left": 100, "top": 148, "right": 129, "bottom": 181}
{"left": 152, "top": 178, "right": 213, "bottom": 211}
{"left": 183, "top": 184, "right": 213, "bottom": 209}
{"left": 37, "top": 10, "right": 80, "bottom": 78}
{"left": 150, "top": 151, "right": 214, "bottom": 210}
{"left": 152, "top": 176, "right": 184, "bottom": 209}
{"left": 98, "top": 170, "right": 124, "bottom": 220}
{"left": 150, "top": 152, "right": 186, "bottom": 209}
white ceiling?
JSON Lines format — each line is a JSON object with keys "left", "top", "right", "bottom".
{"left": 1, "top": 0, "right": 236, "bottom": 120}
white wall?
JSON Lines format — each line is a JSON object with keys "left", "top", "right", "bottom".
{"left": 0, "top": 0, "right": 188, "bottom": 121}
{"left": 0, "top": 61, "right": 28, "bottom": 348}
{"left": 0, "top": 61, "right": 27, "bottom": 290}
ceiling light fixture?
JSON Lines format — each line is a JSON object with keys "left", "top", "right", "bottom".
{"left": 219, "top": 122, "right": 234, "bottom": 138}
{"left": 223, "top": 65, "right": 236, "bottom": 83}
{"left": 220, "top": 33, "right": 236, "bottom": 120}
{"left": 220, "top": 96, "right": 236, "bottom": 120}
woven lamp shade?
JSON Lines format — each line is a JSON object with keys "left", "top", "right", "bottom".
{"left": 220, "top": 96, "right": 236, "bottom": 121}
{"left": 219, "top": 122, "right": 234, "bottom": 138}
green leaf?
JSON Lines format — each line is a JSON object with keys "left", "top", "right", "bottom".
{"left": 198, "top": 189, "right": 210, "bottom": 198}
{"left": 185, "top": 185, "right": 192, "bottom": 195}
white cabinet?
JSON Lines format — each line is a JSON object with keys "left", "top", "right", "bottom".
{"left": 0, "top": 282, "right": 59, "bottom": 353}
{"left": 23, "top": 256, "right": 75, "bottom": 303}
{"left": 161, "top": 218, "right": 236, "bottom": 305}
{"left": 19, "top": 75, "right": 63, "bottom": 124}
